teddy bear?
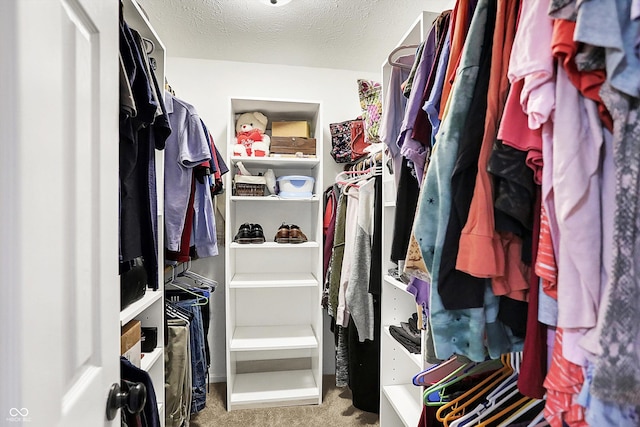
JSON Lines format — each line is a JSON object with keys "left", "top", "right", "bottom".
{"left": 232, "top": 111, "right": 271, "bottom": 157}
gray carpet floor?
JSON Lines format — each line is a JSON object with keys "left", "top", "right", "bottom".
{"left": 189, "top": 375, "right": 380, "bottom": 426}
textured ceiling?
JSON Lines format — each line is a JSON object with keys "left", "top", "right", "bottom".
{"left": 136, "top": 0, "right": 454, "bottom": 72}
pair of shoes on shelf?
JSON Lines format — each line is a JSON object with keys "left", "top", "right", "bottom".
{"left": 233, "top": 223, "right": 266, "bottom": 244}
{"left": 389, "top": 312, "right": 421, "bottom": 354}
{"left": 274, "top": 223, "right": 308, "bottom": 244}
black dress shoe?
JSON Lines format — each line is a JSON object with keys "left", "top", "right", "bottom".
{"left": 234, "top": 223, "right": 253, "bottom": 244}
{"left": 251, "top": 223, "right": 266, "bottom": 243}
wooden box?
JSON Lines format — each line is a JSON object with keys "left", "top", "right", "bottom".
{"left": 270, "top": 136, "right": 316, "bottom": 156}
{"left": 121, "top": 320, "right": 142, "bottom": 367}
{"left": 272, "top": 121, "right": 310, "bottom": 138}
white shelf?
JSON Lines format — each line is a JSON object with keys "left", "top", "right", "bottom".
{"left": 230, "top": 325, "right": 318, "bottom": 351}
{"left": 231, "top": 195, "right": 319, "bottom": 202}
{"left": 140, "top": 347, "right": 163, "bottom": 372}
{"left": 226, "top": 96, "right": 323, "bottom": 411}
{"left": 230, "top": 370, "right": 319, "bottom": 407}
{"left": 230, "top": 272, "right": 318, "bottom": 288}
{"left": 384, "top": 275, "right": 411, "bottom": 294}
{"left": 120, "top": 290, "right": 163, "bottom": 326}
{"left": 230, "top": 242, "right": 319, "bottom": 249}
{"left": 382, "top": 384, "right": 422, "bottom": 427}
{"left": 230, "top": 156, "right": 319, "bottom": 168}
{"left": 231, "top": 97, "right": 321, "bottom": 119}
{"left": 383, "top": 326, "right": 422, "bottom": 369}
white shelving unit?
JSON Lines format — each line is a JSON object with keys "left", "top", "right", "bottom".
{"left": 225, "top": 97, "right": 324, "bottom": 410}
{"left": 379, "top": 11, "right": 442, "bottom": 427}
{"left": 120, "top": 1, "right": 166, "bottom": 423}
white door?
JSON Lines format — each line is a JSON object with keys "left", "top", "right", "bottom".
{"left": 0, "top": 0, "right": 120, "bottom": 426}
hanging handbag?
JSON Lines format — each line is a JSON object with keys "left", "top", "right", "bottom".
{"left": 348, "top": 118, "right": 368, "bottom": 162}
{"left": 357, "top": 79, "right": 382, "bottom": 143}
{"left": 329, "top": 118, "right": 368, "bottom": 163}
{"left": 329, "top": 120, "right": 354, "bottom": 163}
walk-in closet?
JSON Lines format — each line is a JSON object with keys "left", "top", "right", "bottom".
{"left": 2, "top": 0, "right": 639, "bottom": 426}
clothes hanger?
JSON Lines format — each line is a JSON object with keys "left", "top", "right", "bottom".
{"left": 473, "top": 387, "right": 524, "bottom": 423}
{"left": 439, "top": 354, "right": 514, "bottom": 424}
{"left": 335, "top": 159, "right": 382, "bottom": 186}
{"left": 496, "top": 399, "right": 545, "bottom": 427}
{"left": 166, "top": 281, "right": 208, "bottom": 306}
{"left": 441, "top": 370, "right": 514, "bottom": 425}
{"left": 476, "top": 396, "right": 533, "bottom": 427}
{"left": 470, "top": 360, "right": 528, "bottom": 427}
{"left": 387, "top": 44, "right": 420, "bottom": 70}
{"left": 335, "top": 170, "right": 372, "bottom": 187}
{"left": 413, "top": 354, "right": 469, "bottom": 386}
{"left": 424, "top": 358, "right": 504, "bottom": 406}
{"left": 525, "top": 406, "right": 548, "bottom": 427}
{"left": 165, "top": 301, "right": 191, "bottom": 322}
{"left": 166, "top": 265, "right": 209, "bottom": 306}
{"left": 481, "top": 353, "right": 521, "bottom": 404}
{"left": 178, "top": 260, "right": 217, "bottom": 291}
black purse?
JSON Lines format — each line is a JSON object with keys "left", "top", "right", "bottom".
{"left": 120, "top": 257, "right": 147, "bottom": 310}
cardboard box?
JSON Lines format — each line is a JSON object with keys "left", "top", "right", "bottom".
{"left": 121, "top": 320, "right": 142, "bottom": 368}
{"left": 272, "top": 121, "right": 310, "bottom": 138}
{"left": 270, "top": 136, "right": 316, "bottom": 156}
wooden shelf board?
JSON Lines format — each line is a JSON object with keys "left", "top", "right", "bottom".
{"left": 230, "top": 325, "right": 318, "bottom": 351}
{"left": 382, "top": 384, "right": 422, "bottom": 427}
{"left": 230, "top": 370, "right": 319, "bottom": 407}
{"left": 230, "top": 272, "right": 318, "bottom": 288}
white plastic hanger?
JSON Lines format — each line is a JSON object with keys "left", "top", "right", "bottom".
{"left": 449, "top": 353, "right": 522, "bottom": 427}
{"left": 166, "top": 265, "right": 209, "bottom": 306}
{"left": 497, "top": 399, "right": 544, "bottom": 427}
{"left": 469, "top": 353, "right": 524, "bottom": 424}
{"left": 525, "top": 407, "right": 549, "bottom": 427}
{"left": 178, "top": 260, "right": 217, "bottom": 291}
{"left": 387, "top": 44, "right": 420, "bottom": 70}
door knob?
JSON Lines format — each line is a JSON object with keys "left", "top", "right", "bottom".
{"left": 105, "top": 382, "right": 147, "bottom": 421}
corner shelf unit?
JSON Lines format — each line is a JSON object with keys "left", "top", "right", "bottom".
{"left": 120, "top": 1, "right": 166, "bottom": 423}
{"left": 379, "top": 10, "right": 443, "bottom": 427}
{"left": 224, "top": 97, "right": 324, "bottom": 410}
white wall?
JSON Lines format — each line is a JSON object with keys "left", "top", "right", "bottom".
{"left": 167, "top": 57, "right": 380, "bottom": 382}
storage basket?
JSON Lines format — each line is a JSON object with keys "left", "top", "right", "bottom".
{"left": 234, "top": 182, "right": 266, "bottom": 196}
{"left": 233, "top": 174, "right": 267, "bottom": 196}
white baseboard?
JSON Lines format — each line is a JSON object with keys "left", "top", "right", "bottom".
{"left": 209, "top": 375, "right": 226, "bottom": 383}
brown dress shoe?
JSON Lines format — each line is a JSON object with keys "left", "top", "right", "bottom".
{"left": 288, "top": 225, "right": 308, "bottom": 244}
{"left": 274, "top": 223, "right": 290, "bottom": 243}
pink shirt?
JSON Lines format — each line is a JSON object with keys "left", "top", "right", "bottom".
{"left": 553, "top": 62, "right": 605, "bottom": 331}
{"left": 506, "top": 0, "right": 555, "bottom": 130}
{"left": 579, "top": 129, "right": 615, "bottom": 359}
